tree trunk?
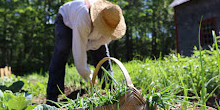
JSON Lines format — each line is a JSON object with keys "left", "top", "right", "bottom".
{"left": 151, "top": 9, "right": 157, "bottom": 58}
{"left": 152, "top": 23, "right": 157, "bottom": 57}
{"left": 125, "top": 25, "right": 133, "bottom": 61}
{"left": 125, "top": 0, "right": 133, "bottom": 61}
{"left": 2, "top": 4, "right": 7, "bottom": 67}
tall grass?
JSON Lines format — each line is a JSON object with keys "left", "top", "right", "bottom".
{"left": 17, "top": 37, "right": 220, "bottom": 109}
{"left": 198, "top": 17, "right": 206, "bottom": 110}
{"left": 212, "top": 30, "right": 220, "bottom": 76}
{"left": 50, "top": 68, "right": 130, "bottom": 109}
{"left": 20, "top": 46, "right": 219, "bottom": 109}
{"left": 112, "top": 47, "right": 219, "bottom": 109}
{"left": 216, "top": 100, "right": 220, "bottom": 109}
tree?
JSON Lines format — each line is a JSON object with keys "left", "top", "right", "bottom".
{"left": 0, "top": 0, "right": 176, "bottom": 74}
{"left": 109, "top": 0, "right": 175, "bottom": 60}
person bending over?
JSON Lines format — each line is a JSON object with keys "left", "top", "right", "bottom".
{"left": 46, "top": 0, "right": 126, "bottom": 105}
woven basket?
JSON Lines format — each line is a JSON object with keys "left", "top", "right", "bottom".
{"left": 89, "top": 57, "right": 148, "bottom": 110}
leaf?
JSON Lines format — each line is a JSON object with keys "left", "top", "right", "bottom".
{"left": 7, "top": 96, "right": 31, "bottom": 110}
{"left": 146, "top": 9, "right": 153, "bottom": 14}
{"left": 7, "top": 81, "right": 24, "bottom": 92}
{"left": 0, "top": 90, "right": 4, "bottom": 99}
{"left": 26, "top": 6, "right": 34, "bottom": 11}
{"left": 215, "top": 100, "right": 220, "bottom": 110}
{"left": 33, "top": 104, "right": 59, "bottom": 110}
{"left": 3, "top": 90, "right": 14, "bottom": 102}
{"left": 3, "top": 90, "right": 14, "bottom": 107}
{"left": 25, "top": 105, "right": 37, "bottom": 110}
{"left": 15, "top": 9, "right": 25, "bottom": 13}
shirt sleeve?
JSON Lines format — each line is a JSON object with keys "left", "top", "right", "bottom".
{"left": 87, "top": 36, "right": 111, "bottom": 50}
{"left": 71, "top": 6, "right": 92, "bottom": 81}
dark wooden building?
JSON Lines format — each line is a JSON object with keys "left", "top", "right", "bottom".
{"left": 170, "top": 0, "right": 220, "bottom": 56}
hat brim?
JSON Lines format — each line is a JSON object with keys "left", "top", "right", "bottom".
{"left": 90, "top": 0, "right": 126, "bottom": 40}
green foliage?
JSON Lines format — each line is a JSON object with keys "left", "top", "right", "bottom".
{"left": 0, "top": 75, "right": 24, "bottom": 93}
{"left": 64, "top": 64, "right": 87, "bottom": 89}
{"left": 0, "top": 47, "right": 217, "bottom": 109}
{"left": 215, "top": 100, "right": 220, "bottom": 110}
{"left": 21, "top": 73, "right": 48, "bottom": 97}
{"left": 40, "top": 47, "right": 218, "bottom": 109}
{"left": 0, "top": 0, "right": 71, "bottom": 74}
{"left": 212, "top": 30, "right": 220, "bottom": 76}
{"left": 0, "top": 0, "right": 175, "bottom": 74}
{"left": 33, "top": 104, "right": 58, "bottom": 110}
{"left": 110, "top": 47, "right": 219, "bottom": 109}
{"left": 0, "top": 90, "right": 35, "bottom": 110}
{"left": 114, "top": 48, "right": 219, "bottom": 92}
{"left": 198, "top": 17, "right": 206, "bottom": 110}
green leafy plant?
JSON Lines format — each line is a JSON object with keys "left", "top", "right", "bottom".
{"left": 0, "top": 90, "right": 35, "bottom": 110}
{"left": 21, "top": 73, "right": 48, "bottom": 96}
{"left": 33, "top": 104, "right": 59, "bottom": 110}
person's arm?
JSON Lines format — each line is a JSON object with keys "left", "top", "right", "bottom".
{"left": 87, "top": 36, "right": 111, "bottom": 50}
{"left": 71, "top": 7, "right": 92, "bottom": 81}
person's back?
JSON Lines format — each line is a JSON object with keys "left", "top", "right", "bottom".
{"left": 59, "top": 0, "right": 91, "bottom": 29}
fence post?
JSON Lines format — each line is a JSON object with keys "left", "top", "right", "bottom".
{"left": 8, "top": 66, "right": 11, "bottom": 77}
{"left": 1, "top": 68, "right": 4, "bottom": 80}
{"left": 4, "top": 66, "right": 8, "bottom": 77}
{"left": 0, "top": 66, "right": 12, "bottom": 80}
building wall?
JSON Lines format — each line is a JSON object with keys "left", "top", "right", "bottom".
{"left": 175, "top": 0, "right": 220, "bottom": 56}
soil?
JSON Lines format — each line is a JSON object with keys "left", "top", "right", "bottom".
{"left": 206, "top": 94, "right": 219, "bottom": 109}
{"left": 32, "top": 85, "right": 88, "bottom": 104}
{"left": 59, "top": 85, "right": 88, "bottom": 102}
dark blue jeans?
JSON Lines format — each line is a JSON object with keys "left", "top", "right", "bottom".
{"left": 46, "top": 14, "right": 112, "bottom": 101}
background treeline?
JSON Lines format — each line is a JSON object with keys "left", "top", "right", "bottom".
{"left": 0, "top": 0, "right": 175, "bottom": 75}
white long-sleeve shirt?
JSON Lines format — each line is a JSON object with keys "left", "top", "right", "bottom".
{"left": 58, "top": 0, "right": 111, "bottom": 80}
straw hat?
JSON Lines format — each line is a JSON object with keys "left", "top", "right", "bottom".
{"left": 90, "top": 0, "right": 126, "bottom": 40}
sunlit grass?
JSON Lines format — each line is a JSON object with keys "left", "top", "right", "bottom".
{"left": 16, "top": 42, "right": 220, "bottom": 109}
{"left": 111, "top": 47, "right": 219, "bottom": 109}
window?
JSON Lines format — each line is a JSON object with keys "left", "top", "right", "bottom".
{"left": 200, "top": 18, "right": 217, "bottom": 49}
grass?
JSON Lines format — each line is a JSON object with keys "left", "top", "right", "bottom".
{"left": 110, "top": 46, "right": 219, "bottom": 109}
{"left": 51, "top": 42, "right": 220, "bottom": 109}
{"left": 2, "top": 35, "right": 220, "bottom": 109}
{"left": 7, "top": 44, "right": 218, "bottom": 109}
{"left": 198, "top": 17, "right": 206, "bottom": 110}
{"left": 48, "top": 69, "right": 131, "bottom": 109}
{"left": 212, "top": 30, "right": 220, "bottom": 76}
{"left": 58, "top": 43, "right": 220, "bottom": 109}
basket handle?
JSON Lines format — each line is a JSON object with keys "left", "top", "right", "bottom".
{"left": 91, "top": 57, "right": 134, "bottom": 88}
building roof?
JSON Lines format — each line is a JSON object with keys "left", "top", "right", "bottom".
{"left": 169, "top": 0, "right": 191, "bottom": 8}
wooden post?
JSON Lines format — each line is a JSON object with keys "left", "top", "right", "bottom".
{"left": 0, "top": 66, "right": 11, "bottom": 80}
{"left": 1, "top": 68, "right": 4, "bottom": 80}
{"left": 8, "top": 66, "right": 11, "bottom": 77}
{"left": 4, "top": 66, "right": 8, "bottom": 77}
